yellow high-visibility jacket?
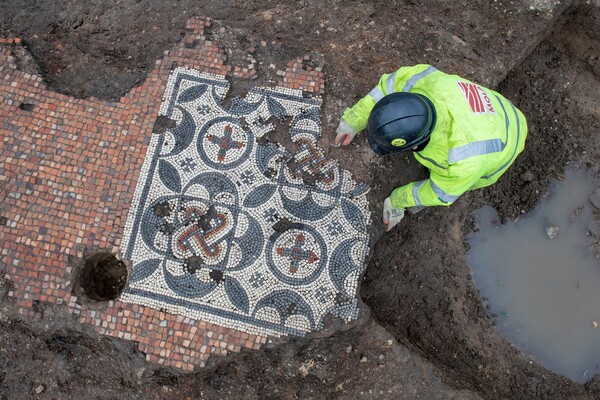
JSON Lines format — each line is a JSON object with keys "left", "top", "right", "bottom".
{"left": 342, "top": 64, "right": 528, "bottom": 209}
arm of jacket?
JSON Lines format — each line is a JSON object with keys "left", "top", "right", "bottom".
{"left": 341, "top": 64, "right": 435, "bottom": 133}
{"left": 388, "top": 161, "right": 483, "bottom": 209}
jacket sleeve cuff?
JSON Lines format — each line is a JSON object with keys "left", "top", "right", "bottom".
{"left": 389, "top": 184, "right": 417, "bottom": 209}
{"left": 341, "top": 107, "right": 367, "bottom": 133}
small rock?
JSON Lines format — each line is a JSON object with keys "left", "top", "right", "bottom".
{"left": 545, "top": 224, "right": 559, "bottom": 239}
{"left": 520, "top": 171, "right": 535, "bottom": 182}
{"left": 588, "top": 220, "right": 600, "bottom": 236}
{"left": 593, "top": 321, "right": 598, "bottom": 328}
{"left": 298, "top": 360, "right": 315, "bottom": 377}
{"left": 360, "top": 356, "right": 368, "bottom": 363}
{"left": 590, "top": 190, "right": 600, "bottom": 209}
{"left": 262, "top": 10, "right": 273, "bottom": 20}
{"left": 35, "top": 385, "right": 45, "bottom": 394}
{"left": 451, "top": 34, "right": 467, "bottom": 46}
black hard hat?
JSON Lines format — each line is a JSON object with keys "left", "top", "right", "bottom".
{"left": 366, "top": 92, "right": 437, "bottom": 155}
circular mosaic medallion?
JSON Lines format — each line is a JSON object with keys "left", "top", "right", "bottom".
{"left": 266, "top": 224, "right": 326, "bottom": 285}
{"left": 197, "top": 116, "right": 254, "bottom": 169}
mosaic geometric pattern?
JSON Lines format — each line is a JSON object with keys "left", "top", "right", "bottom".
{"left": 121, "top": 68, "right": 370, "bottom": 337}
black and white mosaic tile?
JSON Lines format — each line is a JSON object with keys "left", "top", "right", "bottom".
{"left": 121, "top": 68, "right": 371, "bottom": 337}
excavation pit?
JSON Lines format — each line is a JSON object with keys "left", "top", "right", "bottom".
{"left": 77, "top": 252, "right": 128, "bottom": 302}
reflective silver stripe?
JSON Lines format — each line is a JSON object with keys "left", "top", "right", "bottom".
{"left": 368, "top": 86, "right": 385, "bottom": 102}
{"left": 482, "top": 96, "right": 520, "bottom": 180}
{"left": 415, "top": 152, "right": 446, "bottom": 169}
{"left": 385, "top": 71, "right": 397, "bottom": 95}
{"left": 497, "top": 95, "right": 510, "bottom": 144}
{"left": 402, "top": 66, "right": 438, "bottom": 92}
{"left": 448, "top": 139, "right": 505, "bottom": 163}
{"left": 430, "top": 179, "right": 459, "bottom": 203}
{"left": 411, "top": 180, "right": 427, "bottom": 206}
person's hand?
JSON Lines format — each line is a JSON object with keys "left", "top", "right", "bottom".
{"left": 334, "top": 120, "right": 357, "bottom": 146}
{"left": 383, "top": 197, "right": 405, "bottom": 232}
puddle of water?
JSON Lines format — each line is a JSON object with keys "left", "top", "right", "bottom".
{"left": 467, "top": 167, "right": 600, "bottom": 383}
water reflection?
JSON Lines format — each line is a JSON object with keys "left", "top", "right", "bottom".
{"left": 468, "top": 167, "right": 600, "bottom": 383}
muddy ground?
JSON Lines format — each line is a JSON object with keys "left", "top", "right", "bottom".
{"left": 2, "top": 0, "right": 600, "bottom": 399}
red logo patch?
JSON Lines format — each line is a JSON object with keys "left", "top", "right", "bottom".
{"left": 457, "top": 82, "right": 496, "bottom": 115}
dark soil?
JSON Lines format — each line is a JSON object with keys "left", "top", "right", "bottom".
{"left": 184, "top": 319, "right": 481, "bottom": 400}
{"left": 77, "top": 252, "right": 128, "bottom": 301}
{"left": 2, "top": 0, "right": 600, "bottom": 399}
{"left": 0, "top": 318, "right": 146, "bottom": 400}
{"left": 153, "top": 201, "right": 172, "bottom": 218}
{"left": 0, "top": 0, "right": 570, "bottom": 101}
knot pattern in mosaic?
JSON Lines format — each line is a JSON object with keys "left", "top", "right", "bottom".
{"left": 121, "top": 68, "right": 370, "bottom": 336}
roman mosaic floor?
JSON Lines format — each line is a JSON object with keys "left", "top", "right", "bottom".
{"left": 0, "top": 17, "right": 371, "bottom": 370}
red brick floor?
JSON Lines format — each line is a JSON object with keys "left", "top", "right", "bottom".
{"left": 0, "top": 17, "right": 325, "bottom": 371}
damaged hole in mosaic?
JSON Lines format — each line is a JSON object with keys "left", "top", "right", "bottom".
{"left": 18, "top": 102, "right": 34, "bottom": 111}
{"left": 77, "top": 252, "right": 128, "bottom": 301}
